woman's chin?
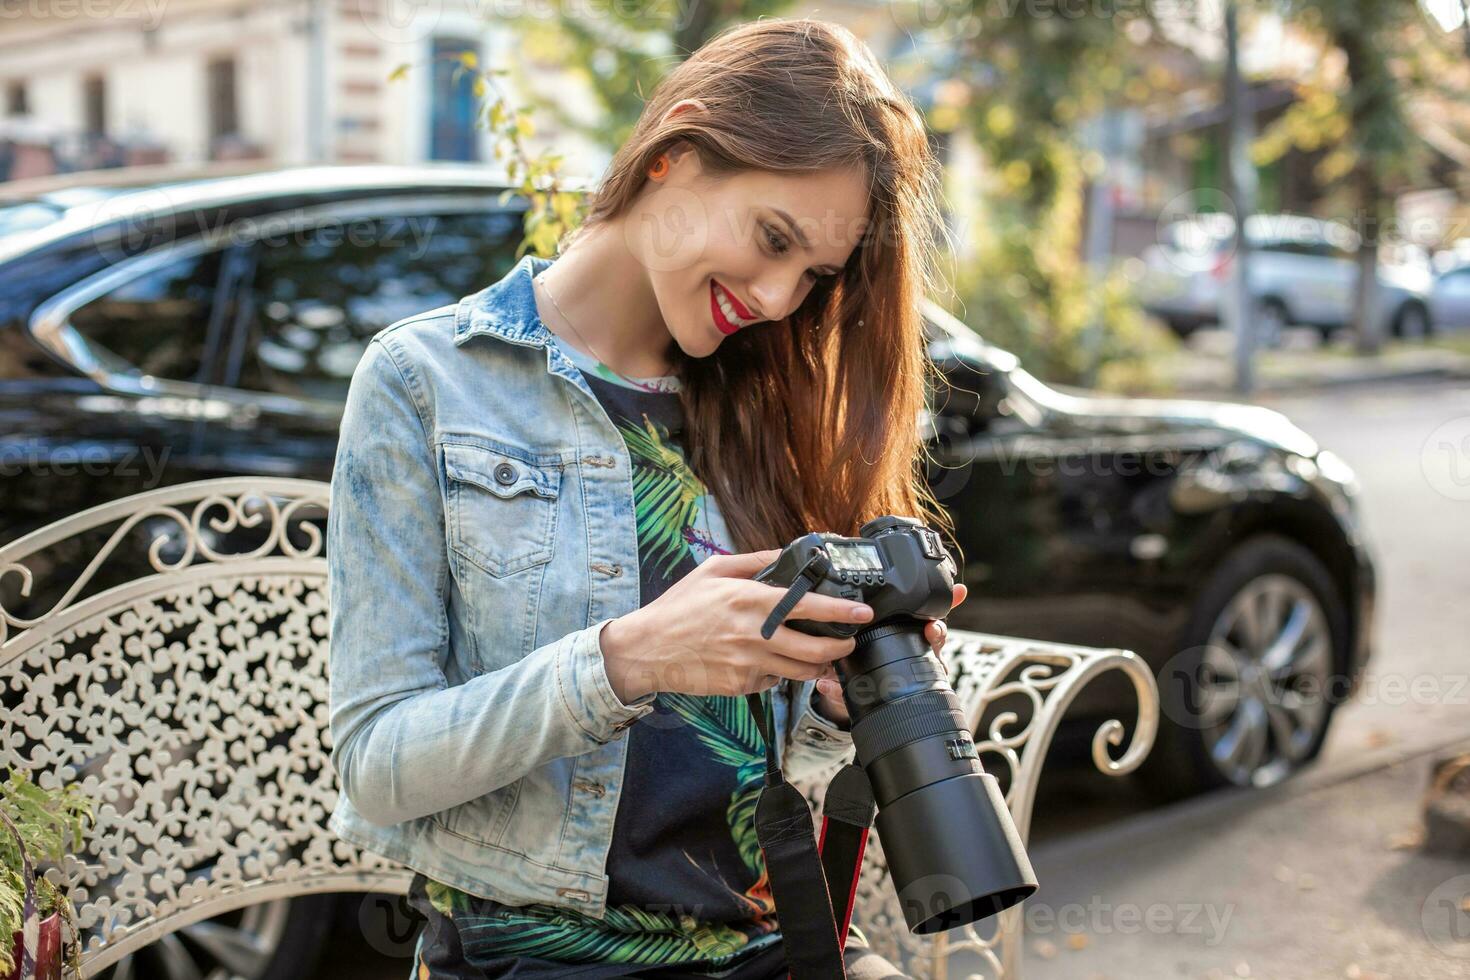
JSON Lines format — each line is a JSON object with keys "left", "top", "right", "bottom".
{"left": 676, "top": 327, "right": 725, "bottom": 359}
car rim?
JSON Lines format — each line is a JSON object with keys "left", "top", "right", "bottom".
{"left": 102, "top": 898, "right": 292, "bottom": 980}
{"left": 1196, "top": 573, "right": 1332, "bottom": 787}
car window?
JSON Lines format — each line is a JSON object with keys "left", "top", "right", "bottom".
{"left": 67, "top": 248, "right": 228, "bottom": 381}
{"left": 230, "top": 209, "right": 523, "bottom": 401}
{"left": 1258, "top": 239, "right": 1324, "bottom": 258}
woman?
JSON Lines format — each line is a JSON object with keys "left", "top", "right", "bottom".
{"left": 327, "top": 17, "right": 965, "bottom": 979}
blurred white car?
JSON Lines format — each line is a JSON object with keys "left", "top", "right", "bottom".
{"left": 1140, "top": 213, "right": 1433, "bottom": 345}
{"left": 1429, "top": 264, "right": 1470, "bottom": 331}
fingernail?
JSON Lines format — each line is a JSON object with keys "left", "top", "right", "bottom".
{"left": 853, "top": 604, "right": 873, "bottom": 621}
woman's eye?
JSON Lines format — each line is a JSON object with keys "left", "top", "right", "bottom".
{"left": 765, "top": 222, "right": 834, "bottom": 283}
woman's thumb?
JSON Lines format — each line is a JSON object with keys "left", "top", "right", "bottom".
{"left": 717, "top": 549, "right": 783, "bottom": 578}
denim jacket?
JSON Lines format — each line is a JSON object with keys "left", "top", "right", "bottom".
{"left": 327, "top": 254, "right": 856, "bottom": 919}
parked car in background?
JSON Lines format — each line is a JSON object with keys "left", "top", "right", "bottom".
{"left": 1429, "top": 263, "right": 1470, "bottom": 331}
{"left": 0, "top": 166, "right": 1377, "bottom": 980}
{"left": 1140, "top": 212, "right": 1433, "bottom": 345}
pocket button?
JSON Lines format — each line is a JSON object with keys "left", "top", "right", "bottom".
{"left": 493, "top": 462, "right": 518, "bottom": 485}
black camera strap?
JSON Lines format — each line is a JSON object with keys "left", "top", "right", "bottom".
{"left": 744, "top": 688, "right": 877, "bottom": 980}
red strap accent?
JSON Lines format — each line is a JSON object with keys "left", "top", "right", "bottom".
{"left": 837, "top": 828, "right": 868, "bottom": 942}
{"left": 817, "top": 815, "right": 867, "bottom": 954}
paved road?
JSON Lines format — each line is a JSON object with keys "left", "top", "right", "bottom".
{"left": 319, "top": 377, "right": 1470, "bottom": 980}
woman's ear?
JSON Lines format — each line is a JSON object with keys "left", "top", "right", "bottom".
{"left": 661, "top": 97, "right": 709, "bottom": 128}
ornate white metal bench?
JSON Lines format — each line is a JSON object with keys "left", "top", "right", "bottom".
{"left": 0, "top": 478, "right": 1158, "bottom": 979}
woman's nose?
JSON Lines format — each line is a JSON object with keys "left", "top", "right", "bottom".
{"left": 751, "top": 272, "right": 805, "bottom": 323}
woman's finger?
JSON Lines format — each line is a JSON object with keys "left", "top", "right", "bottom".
{"left": 926, "top": 617, "right": 949, "bottom": 655}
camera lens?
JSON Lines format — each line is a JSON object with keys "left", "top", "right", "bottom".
{"left": 841, "top": 618, "right": 1037, "bottom": 934}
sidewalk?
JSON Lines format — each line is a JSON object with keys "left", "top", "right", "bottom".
{"left": 1162, "top": 332, "right": 1470, "bottom": 395}
{"left": 950, "top": 736, "right": 1470, "bottom": 980}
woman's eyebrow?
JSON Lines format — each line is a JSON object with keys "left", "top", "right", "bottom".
{"left": 771, "top": 208, "right": 812, "bottom": 250}
{"left": 771, "top": 207, "right": 842, "bottom": 275}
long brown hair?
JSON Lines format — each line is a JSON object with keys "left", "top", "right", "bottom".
{"left": 564, "top": 17, "right": 953, "bottom": 554}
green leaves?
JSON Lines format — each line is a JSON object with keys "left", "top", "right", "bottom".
{"left": 0, "top": 770, "right": 95, "bottom": 976}
{"left": 391, "top": 50, "right": 580, "bottom": 261}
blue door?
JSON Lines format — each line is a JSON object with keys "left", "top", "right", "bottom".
{"left": 431, "top": 38, "right": 480, "bottom": 162}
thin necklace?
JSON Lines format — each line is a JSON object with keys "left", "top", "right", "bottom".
{"left": 534, "top": 270, "right": 673, "bottom": 389}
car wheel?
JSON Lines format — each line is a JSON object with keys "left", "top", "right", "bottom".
{"left": 1392, "top": 301, "right": 1431, "bottom": 340}
{"left": 93, "top": 893, "right": 335, "bottom": 980}
{"left": 1253, "top": 299, "right": 1289, "bottom": 349}
{"left": 1150, "top": 536, "right": 1347, "bottom": 798}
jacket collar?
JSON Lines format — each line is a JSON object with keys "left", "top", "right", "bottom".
{"left": 454, "top": 253, "right": 557, "bottom": 348}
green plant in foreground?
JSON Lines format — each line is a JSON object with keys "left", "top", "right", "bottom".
{"left": 1, "top": 770, "right": 95, "bottom": 977}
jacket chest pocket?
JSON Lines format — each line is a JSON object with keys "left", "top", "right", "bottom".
{"left": 443, "top": 442, "right": 563, "bottom": 577}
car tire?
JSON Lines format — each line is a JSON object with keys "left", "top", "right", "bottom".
{"left": 93, "top": 892, "right": 336, "bottom": 980}
{"left": 1146, "top": 535, "right": 1348, "bottom": 800}
{"left": 1253, "top": 298, "right": 1289, "bottom": 349}
{"left": 1391, "top": 301, "right": 1432, "bottom": 340}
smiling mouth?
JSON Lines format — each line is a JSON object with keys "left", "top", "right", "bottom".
{"left": 710, "top": 279, "right": 758, "bottom": 335}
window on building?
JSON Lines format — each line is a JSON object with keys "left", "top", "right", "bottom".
{"left": 430, "top": 38, "right": 481, "bottom": 162}
{"left": 5, "top": 81, "right": 27, "bottom": 117}
{"left": 207, "top": 58, "right": 239, "bottom": 141}
{"left": 83, "top": 75, "right": 106, "bottom": 134}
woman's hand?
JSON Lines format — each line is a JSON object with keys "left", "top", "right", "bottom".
{"left": 812, "top": 583, "right": 968, "bottom": 729}
{"left": 599, "top": 550, "right": 876, "bottom": 701}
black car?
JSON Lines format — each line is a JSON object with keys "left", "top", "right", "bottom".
{"left": 0, "top": 165, "right": 1375, "bottom": 978}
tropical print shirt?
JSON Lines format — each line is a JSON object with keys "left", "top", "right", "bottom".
{"left": 406, "top": 333, "right": 783, "bottom": 977}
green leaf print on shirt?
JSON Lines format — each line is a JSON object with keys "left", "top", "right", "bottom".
{"left": 660, "top": 693, "right": 770, "bottom": 879}
{"left": 420, "top": 694, "right": 778, "bottom": 968}
{"left": 453, "top": 900, "right": 759, "bottom": 965}
{"left": 619, "top": 413, "right": 709, "bottom": 579}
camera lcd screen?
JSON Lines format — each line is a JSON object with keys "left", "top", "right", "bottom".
{"left": 827, "top": 541, "right": 882, "bottom": 572}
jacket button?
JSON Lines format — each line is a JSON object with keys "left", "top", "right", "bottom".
{"left": 493, "top": 462, "right": 517, "bottom": 485}
{"left": 803, "top": 726, "right": 830, "bottom": 742}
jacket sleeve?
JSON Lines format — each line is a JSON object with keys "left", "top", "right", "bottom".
{"left": 327, "top": 337, "right": 657, "bottom": 828}
{"left": 780, "top": 677, "right": 857, "bottom": 786}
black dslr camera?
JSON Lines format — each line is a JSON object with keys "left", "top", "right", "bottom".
{"left": 755, "top": 516, "right": 1037, "bottom": 935}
